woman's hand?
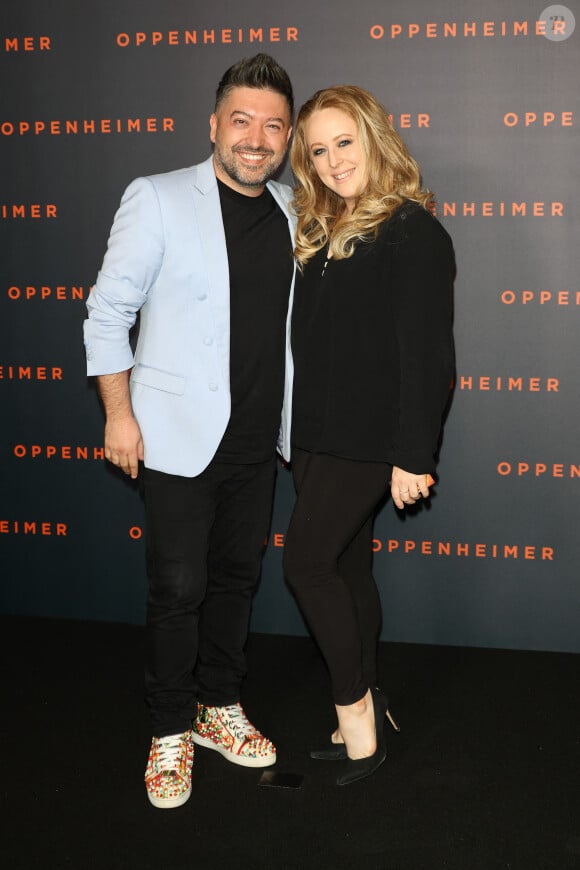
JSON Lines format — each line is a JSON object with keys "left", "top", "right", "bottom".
{"left": 390, "top": 466, "right": 432, "bottom": 509}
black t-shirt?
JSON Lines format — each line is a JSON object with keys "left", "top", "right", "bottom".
{"left": 214, "top": 180, "right": 293, "bottom": 463}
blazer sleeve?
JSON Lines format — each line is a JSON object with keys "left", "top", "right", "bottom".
{"left": 386, "top": 207, "right": 455, "bottom": 473}
{"left": 83, "top": 177, "right": 165, "bottom": 376}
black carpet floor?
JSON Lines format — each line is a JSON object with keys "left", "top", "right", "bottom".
{"left": 2, "top": 615, "right": 579, "bottom": 870}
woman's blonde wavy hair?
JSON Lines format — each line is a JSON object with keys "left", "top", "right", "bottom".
{"left": 291, "top": 85, "right": 433, "bottom": 266}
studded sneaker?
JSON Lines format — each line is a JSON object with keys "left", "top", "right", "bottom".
{"left": 144, "top": 729, "right": 195, "bottom": 809}
{"left": 192, "top": 702, "right": 276, "bottom": 768}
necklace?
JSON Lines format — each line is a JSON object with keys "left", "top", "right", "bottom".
{"left": 321, "top": 245, "right": 331, "bottom": 277}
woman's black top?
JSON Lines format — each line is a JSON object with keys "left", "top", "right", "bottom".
{"left": 291, "top": 201, "right": 455, "bottom": 473}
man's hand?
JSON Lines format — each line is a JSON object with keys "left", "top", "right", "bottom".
{"left": 104, "top": 415, "right": 144, "bottom": 479}
{"left": 97, "top": 371, "right": 143, "bottom": 479}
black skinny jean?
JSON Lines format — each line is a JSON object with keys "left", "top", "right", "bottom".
{"left": 143, "top": 457, "right": 276, "bottom": 737}
{"left": 283, "top": 448, "right": 390, "bottom": 706}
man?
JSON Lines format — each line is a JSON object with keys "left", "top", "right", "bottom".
{"left": 84, "top": 54, "right": 295, "bottom": 809}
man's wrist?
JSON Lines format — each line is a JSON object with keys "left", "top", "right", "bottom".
{"left": 106, "top": 410, "right": 136, "bottom": 423}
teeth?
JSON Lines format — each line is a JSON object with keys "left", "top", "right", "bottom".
{"left": 334, "top": 169, "right": 354, "bottom": 180}
{"left": 239, "top": 153, "right": 267, "bottom": 161}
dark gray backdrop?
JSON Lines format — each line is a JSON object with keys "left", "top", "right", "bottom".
{"left": 1, "top": 0, "right": 579, "bottom": 652}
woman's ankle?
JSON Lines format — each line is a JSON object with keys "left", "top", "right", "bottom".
{"left": 334, "top": 689, "right": 376, "bottom": 758}
{"left": 335, "top": 688, "right": 372, "bottom": 718}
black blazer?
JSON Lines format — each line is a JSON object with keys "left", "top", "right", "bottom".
{"left": 291, "top": 201, "right": 455, "bottom": 473}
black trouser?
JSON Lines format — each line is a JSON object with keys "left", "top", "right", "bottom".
{"left": 143, "top": 457, "right": 276, "bottom": 737}
{"left": 283, "top": 449, "right": 390, "bottom": 706}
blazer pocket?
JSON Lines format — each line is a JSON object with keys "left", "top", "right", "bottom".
{"left": 131, "top": 363, "right": 186, "bottom": 395}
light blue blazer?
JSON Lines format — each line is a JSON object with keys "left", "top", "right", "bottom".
{"left": 84, "top": 156, "right": 296, "bottom": 476}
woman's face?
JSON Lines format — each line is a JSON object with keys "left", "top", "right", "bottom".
{"left": 303, "top": 107, "right": 367, "bottom": 212}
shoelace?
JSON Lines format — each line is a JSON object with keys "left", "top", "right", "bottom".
{"left": 154, "top": 734, "right": 186, "bottom": 770}
{"left": 220, "top": 704, "right": 258, "bottom": 738}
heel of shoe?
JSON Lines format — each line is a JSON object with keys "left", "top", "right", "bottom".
{"left": 386, "top": 708, "right": 400, "bottom": 733}
{"left": 373, "top": 687, "right": 400, "bottom": 733}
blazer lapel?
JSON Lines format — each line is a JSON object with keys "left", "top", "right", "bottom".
{"left": 191, "top": 157, "right": 231, "bottom": 387}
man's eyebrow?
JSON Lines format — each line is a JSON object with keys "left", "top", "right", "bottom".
{"left": 229, "top": 110, "right": 286, "bottom": 124}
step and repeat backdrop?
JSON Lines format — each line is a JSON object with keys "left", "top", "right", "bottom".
{"left": 1, "top": 0, "right": 579, "bottom": 652}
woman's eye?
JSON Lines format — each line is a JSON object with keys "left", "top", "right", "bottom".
{"left": 338, "top": 139, "right": 352, "bottom": 147}
{"left": 312, "top": 148, "right": 325, "bottom": 157}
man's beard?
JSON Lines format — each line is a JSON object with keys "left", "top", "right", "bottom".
{"left": 213, "top": 143, "right": 285, "bottom": 190}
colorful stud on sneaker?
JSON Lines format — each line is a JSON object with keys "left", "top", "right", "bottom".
{"left": 192, "top": 702, "right": 276, "bottom": 768}
{"left": 145, "top": 729, "right": 195, "bottom": 809}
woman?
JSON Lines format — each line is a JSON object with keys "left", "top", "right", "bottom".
{"left": 284, "top": 86, "right": 455, "bottom": 786}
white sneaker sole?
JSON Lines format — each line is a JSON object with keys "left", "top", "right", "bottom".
{"left": 147, "top": 784, "right": 192, "bottom": 809}
{"left": 191, "top": 733, "right": 276, "bottom": 768}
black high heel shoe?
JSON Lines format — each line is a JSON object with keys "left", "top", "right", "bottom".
{"left": 336, "top": 688, "right": 390, "bottom": 786}
{"left": 310, "top": 741, "right": 348, "bottom": 761}
{"left": 310, "top": 692, "right": 399, "bottom": 761}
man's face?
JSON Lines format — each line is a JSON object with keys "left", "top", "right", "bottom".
{"left": 210, "top": 86, "right": 292, "bottom": 196}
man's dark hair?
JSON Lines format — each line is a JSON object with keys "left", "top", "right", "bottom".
{"left": 215, "top": 53, "right": 294, "bottom": 116}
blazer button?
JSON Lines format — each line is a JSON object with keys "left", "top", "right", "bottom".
{"left": 197, "top": 292, "right": 208, "bottom": 301}
{"left": 208, "top": 382, "right": 218, "bottom": 392}
{"left": 203, "top": 336, "right": 213, "bottom": 346}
